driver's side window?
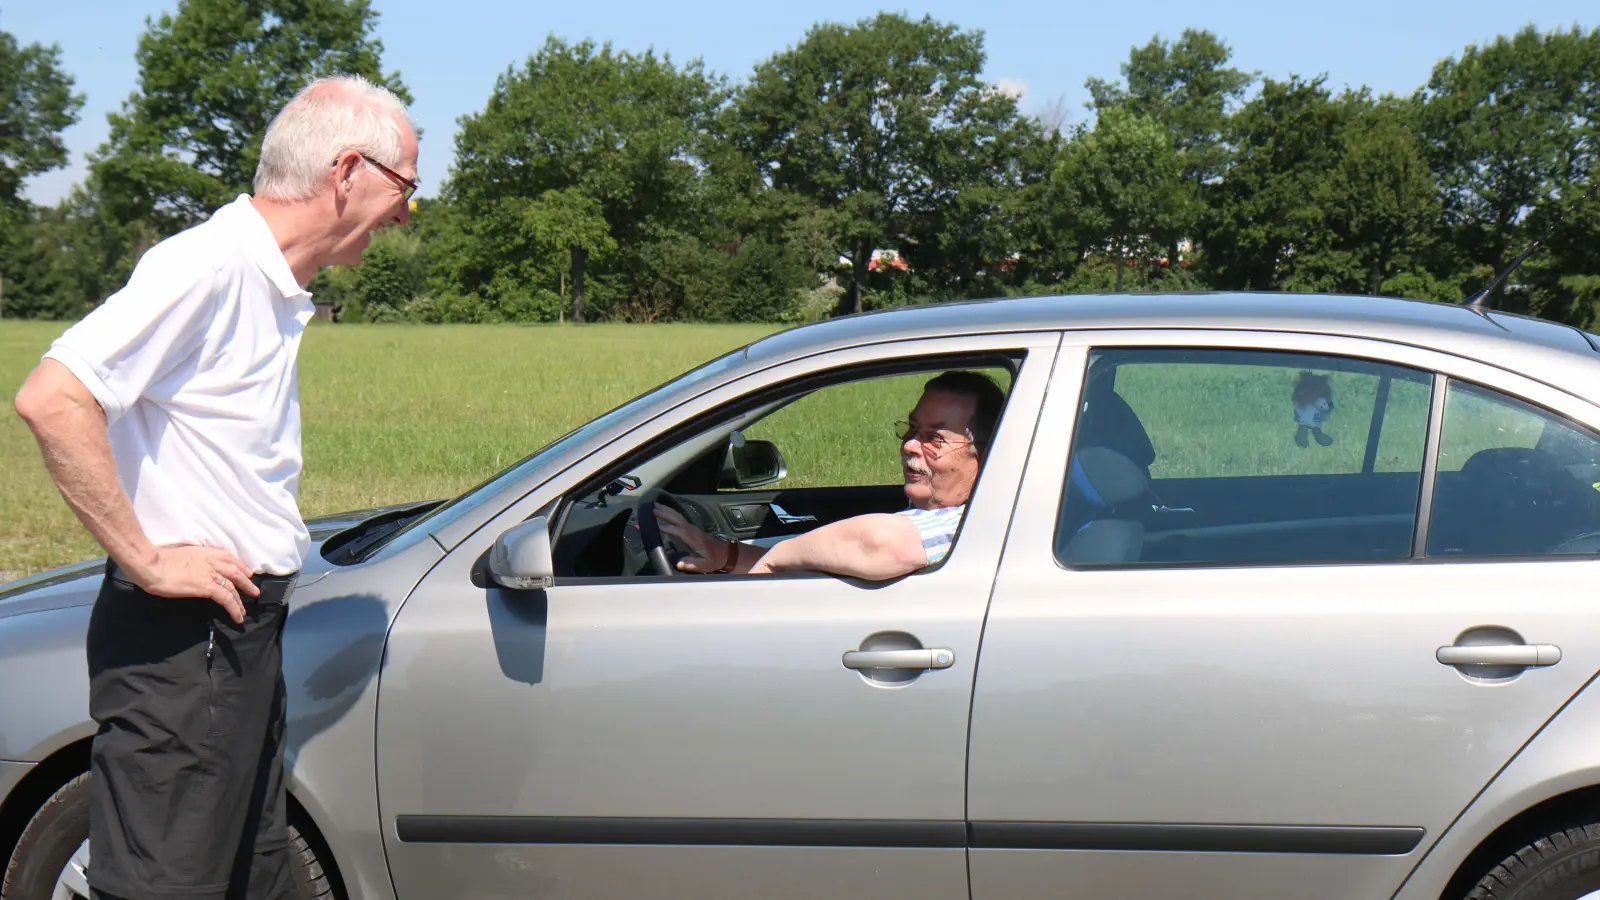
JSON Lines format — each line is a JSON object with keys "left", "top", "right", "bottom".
{"left": 731, "top": 370, "right": 1010, "bottom": 491}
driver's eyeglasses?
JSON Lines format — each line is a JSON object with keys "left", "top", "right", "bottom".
{"left": 334, "top": 152, "right": 419, "bottom": 200}
{"left": 895, "top": 421, "right": 973, "bottom": 455}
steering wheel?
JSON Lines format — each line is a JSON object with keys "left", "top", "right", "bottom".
{"left": 623, "top": 490, "right": 705, "bottom": 577}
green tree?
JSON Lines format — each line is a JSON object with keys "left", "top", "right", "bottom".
{"left": 449, "top": 36, "right": 723, "bottom": 322}
{"left": 1416, "top": 25, "right": 1600, "bottom": 304}
{"left": 1088, "top": 29, "right": 1254, "bottom": 265}
{"left": 1050, "top": 106, "right": 1184, "bottom": 292}
{"left": 0, "top": 29, "right": 82, "bottom": 209}
{"left": 1291, "top": 98, "right": 1445, "bottom": 298}
{"left": 520, "top": 188, "right": 617, "bottom": 321}
{"left": 1521, "top": 161, "right": 1600, "bottom": 326}
{"left": 89, "top": 0, "right": 410, "bottom": 236}
{"left": 2, "top": 185, "right": 169, "bottom": 320}
{"left": 733, "top": 12, "right": 1033, "bottom": 315}
{"left": 0, "top": 27, "right": 83, "bottom": 316}
{"left": 896, "top": 119, "right": 1051, "bottom": 300}
{"left": 1, "top": 203, "right": 89, "bottom": 319}
{"left": 353, "top": 226, "right": 426, "bottom": 320}
{"left": 1200, "top": 75, "right": 1356, "bottom": 291}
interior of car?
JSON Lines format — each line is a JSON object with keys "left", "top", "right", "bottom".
{"left": 546, "top": 353, "right": 1023, "bottom": 580}
{"left": 1057, "top": 352, "right": 1600, "bottom": 568}
{"left": 1429, "top": 383, "right": 1600, "bottom": 557}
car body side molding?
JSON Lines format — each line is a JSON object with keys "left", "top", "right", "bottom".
{"left": 395, "top": 815, "right": 967, "bottom": 847}
{"left": 397, "top": 816, "right": 1423, "bottom": 855}
{"left": 969, "top": 822, "right": 1426, "bottom": 855}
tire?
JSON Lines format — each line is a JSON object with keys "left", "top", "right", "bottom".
{"left": 290, "top": 819, "right": 337, "bottom": 900}
{"left": 1464, "top": 822, "right": 1600, "bottom": 900}
{"left": 1, "top": 772, "right": 335, "bottom": 900}
{"left": 2, "top": 772, "right": 89, "bottom": 900}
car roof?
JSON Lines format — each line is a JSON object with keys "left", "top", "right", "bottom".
{"left": 746, "top": 291, "right": 1600, "bottom": 394}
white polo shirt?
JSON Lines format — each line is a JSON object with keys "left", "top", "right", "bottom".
{"left": 43, "top": 194, "right": 316, "bottom": 575}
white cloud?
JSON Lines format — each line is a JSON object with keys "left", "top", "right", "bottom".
{"left": 992, "top": 78, "right": 1029, "bottom": 105}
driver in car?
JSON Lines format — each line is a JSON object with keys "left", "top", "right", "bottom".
{"left": 655, "top": 370, "right": 1005, "bottom": 580}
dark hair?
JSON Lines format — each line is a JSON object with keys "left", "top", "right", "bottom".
{"left": 922, "top": 370, "right": 1006, "bottom": 457}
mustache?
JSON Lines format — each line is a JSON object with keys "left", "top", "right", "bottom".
{"left": 902, "top": 455, "right": 930, "bottom": 476}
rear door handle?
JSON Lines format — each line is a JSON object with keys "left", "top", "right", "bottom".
{"left": 1436, "top": 644, "right": 1562, "bottom": 667}
{"left": 842, "top": 649, "right": 955, "bottom": 670}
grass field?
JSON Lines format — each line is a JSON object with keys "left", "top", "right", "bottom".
{"left": 1, "top": 318, "right": 1546, "bottom": 581}
{"left": 2, "top": 320, "right": 780, "bottom": 579}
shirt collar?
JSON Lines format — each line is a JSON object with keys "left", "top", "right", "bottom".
{"left": 220, "top": 193, "right": 312, "bottom": 302}
{"left": 905, "top": 503, "right": 965, "bottom": 514}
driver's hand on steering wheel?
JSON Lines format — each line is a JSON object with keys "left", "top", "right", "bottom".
{"left": 654, "top": 503, "right": 732, "bottom": 574}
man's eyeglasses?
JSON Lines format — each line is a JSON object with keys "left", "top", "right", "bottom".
{"left": 895, "top": 421, "right": 974, "bottom": 454}
{"left": 334, "top": 152, "right": 419, "bottom": 200}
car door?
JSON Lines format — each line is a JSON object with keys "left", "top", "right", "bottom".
{"left": 968, "top": 330, "right": 1600, "bottom": 900}
{"left": 374, "top": 332, "right": 1058, "bottom": 900}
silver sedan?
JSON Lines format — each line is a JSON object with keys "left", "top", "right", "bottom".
{"left": 6, "top": 291, "right": 1600, "bottom": 900}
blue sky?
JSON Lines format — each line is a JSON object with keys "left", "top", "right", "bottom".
{"left": 5, "top": 0, "right": 1596, "bottom": 206}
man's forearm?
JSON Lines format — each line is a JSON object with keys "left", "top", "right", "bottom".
{"left": 16, "top": 367, "right": 157, "bottom": 571}
{"left": 754, "top": 514, "right": 927, "bottom": 580}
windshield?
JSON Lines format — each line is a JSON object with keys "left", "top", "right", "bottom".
{"left": 365, "top": 343, "right": 756, "bottom": 551}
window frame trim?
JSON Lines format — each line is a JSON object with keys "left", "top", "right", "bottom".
{"left": 1411, "top": 373, "right": 1450, "bottom": 558}
{"left": 454, "top": 331, "right": 1063, "bottom": 585}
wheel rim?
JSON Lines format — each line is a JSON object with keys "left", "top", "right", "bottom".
{"left": 51, "top": 839, "right": 90, "bottom": 900}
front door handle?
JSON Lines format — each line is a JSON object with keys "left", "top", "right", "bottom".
{"left": 1436, "top": 644, "right": 1561, "bottom": 667}
{"left": 842, "top": 648, "right": 955, "bottom": 670}
{"left": 768, "top": 503, "right": 816, "bottom": 525}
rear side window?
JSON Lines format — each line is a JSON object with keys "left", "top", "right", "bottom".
{"left": 1055, "top": 347, "right": 1433, "bottom": 567}
{"left": 1426, "top": 380, "right": 1600, "bottom": 557}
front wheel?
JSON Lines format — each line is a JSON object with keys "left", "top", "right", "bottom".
{"left": 1463, "top": 823, "right": 1600, "bottom": 900}
{"left": 1, "top": 772, "right": 334, "bottom": 900}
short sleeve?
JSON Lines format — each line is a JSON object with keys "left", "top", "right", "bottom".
{"left": 896, "top": 506, "right": 965, "bottom": 566}
{"left": 42, "top": 254, "right": 218, "bottom": 424}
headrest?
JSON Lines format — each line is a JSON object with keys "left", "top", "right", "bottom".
{"left": 1461, "top": 447, "right": 1578, "bottom": 496}
{"left": 1079, "top": 388, "right": 1155, "bottom": 472}
{"left": 1068, "top": 446, "right": 1149, "bottom": 508}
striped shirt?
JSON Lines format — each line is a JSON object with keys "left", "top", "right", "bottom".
{"left": 895, "top": 505, "right": 965, "bottom": 566}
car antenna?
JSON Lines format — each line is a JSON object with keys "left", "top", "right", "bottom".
{"left": 1463, "top": 212, "right": 1561, "bottom": 313}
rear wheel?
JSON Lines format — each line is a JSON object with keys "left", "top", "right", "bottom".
{"left": 1, "top": 773, "right": 334, "bottom": 900}
{"left": 1463, "top": 823, "right": 1600, "bottom": 900}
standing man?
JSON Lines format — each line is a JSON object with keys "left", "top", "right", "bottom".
{"left": 13, "top": 74, "right": 417, "bottom": 900}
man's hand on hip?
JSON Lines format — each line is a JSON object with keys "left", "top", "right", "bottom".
{"left": 124, "top": 546, "right": 260, "bottom": 624}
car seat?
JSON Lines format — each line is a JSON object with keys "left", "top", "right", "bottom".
{"left": 1077, "top": 383, "right": 1156, "bottom": 478}
{"left": 1056, "top": 446, "right": 1151, "bottom": 564}
{"left": 1429, "top": 446, "right": 1600, "bottom": 556}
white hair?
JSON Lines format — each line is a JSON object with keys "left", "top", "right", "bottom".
{"left": 254, "top": 74, "right": 414, "bottom": 200}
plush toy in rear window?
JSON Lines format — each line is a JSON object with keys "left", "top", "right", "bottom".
{"left": 1292, "top": 371, "right": 1335, "bottom": 448}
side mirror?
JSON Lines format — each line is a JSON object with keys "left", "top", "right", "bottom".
{"left": 720, "top": 431, "right": 787, "bottom": 489}
{"left": 488, "top": 516, "right": 554, "bottom": 590}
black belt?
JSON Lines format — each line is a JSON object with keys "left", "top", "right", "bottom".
{"left": 105, "top": 561, "right": 298, "bottom": 605}
{"left": 249, "top": 572, "right": 296, "bottom": 605}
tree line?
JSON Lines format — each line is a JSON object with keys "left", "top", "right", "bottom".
{"left": 2, "top": 1, "right": 1598, "bottom": 327}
